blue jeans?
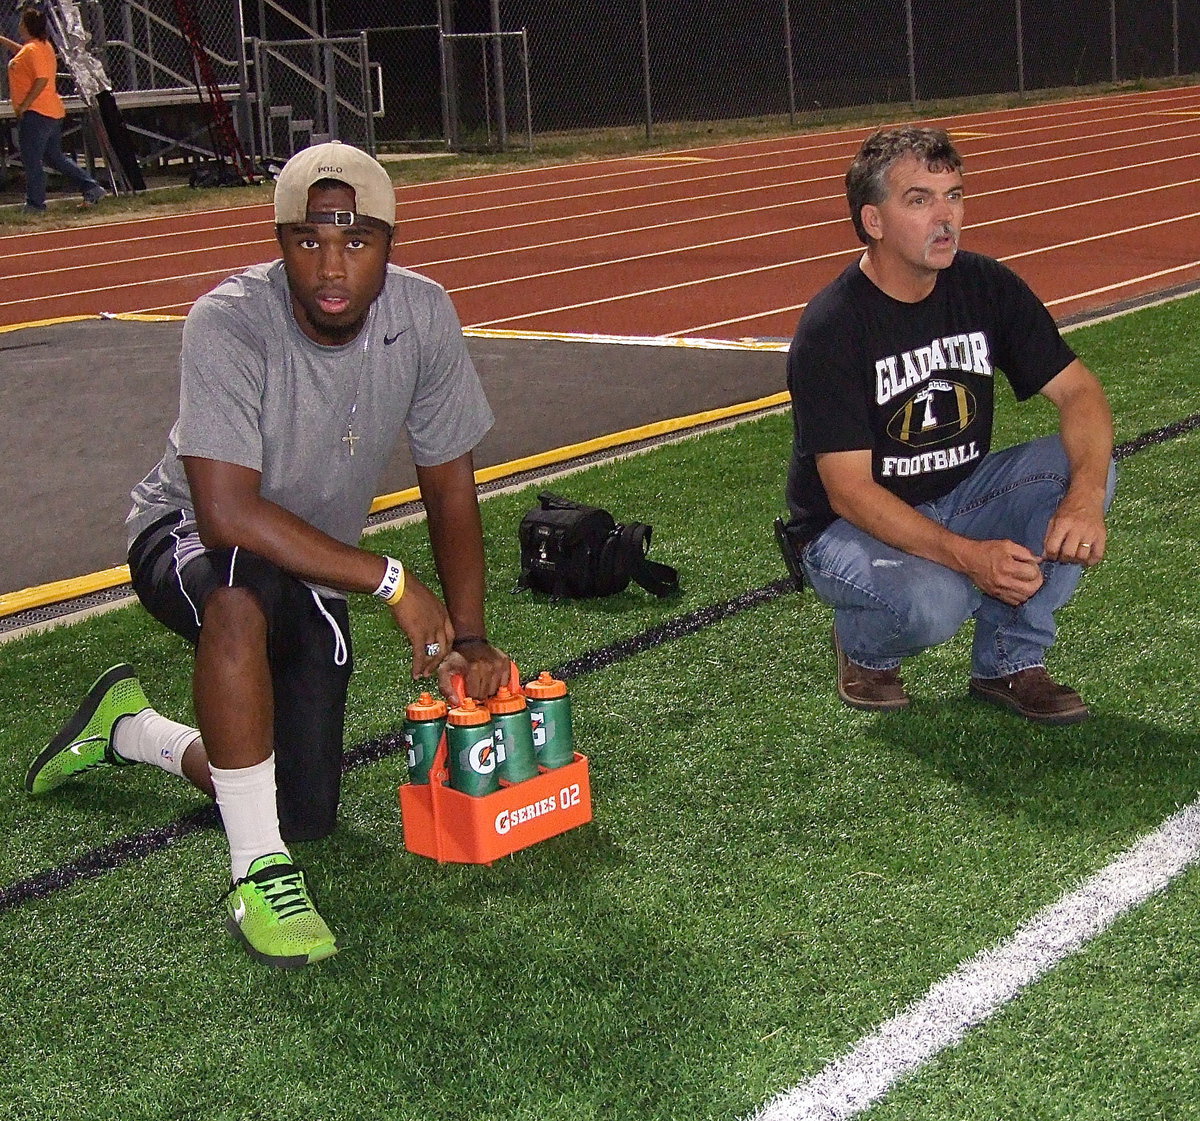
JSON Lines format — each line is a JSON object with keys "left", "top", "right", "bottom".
{"left": 801, "top": 436, "right": 1118, "bottom": 678}
{"left": 18, "top": 110, "right": 104, "bottom": 209}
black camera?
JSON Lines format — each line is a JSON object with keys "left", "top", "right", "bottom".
{"left": 516, "top": 493, "right": 678, "bottom": 600}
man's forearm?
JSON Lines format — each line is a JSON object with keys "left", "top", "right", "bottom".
{"left": 183, "top": 456, "right": 389, "bottom": 594}
{"left": 1041, "top": 359, "right": 1114, "bottom": 503}
{"left": 417, "top": 455, "right": 488, "bottom": 637}
{"left": 216, "top": 494, "right": 389, "bottom": 592}
{"left": 1058, "top": 388, "right": 1114, "bottom": 505}
{"left": 829, "top": 480, "right": 977, "bottom": 574}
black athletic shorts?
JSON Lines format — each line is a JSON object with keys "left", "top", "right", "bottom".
{"left": 128, "top": 511, "right": 354, "bottom": 842}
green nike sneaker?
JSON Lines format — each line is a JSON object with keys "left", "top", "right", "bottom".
{"left": 224, "top": 853, "right": 338, "bottom": 969}
{"left": 25, "top": 664, "right": 148, "bottom": 795}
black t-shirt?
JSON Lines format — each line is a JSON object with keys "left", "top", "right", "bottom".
{"left": 785, "top": 251, "right": 1075, "bottom": 543}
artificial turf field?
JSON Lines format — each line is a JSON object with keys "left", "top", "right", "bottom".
{"left": 1, "top": 293, "right": 1197, "bottom": 1120}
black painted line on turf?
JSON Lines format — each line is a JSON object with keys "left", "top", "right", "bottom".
{"left": 1113, "top": 411, "right": 1200, "bottom": 460}
{"left": 547, "top": 578, "right": 795, "bottom": 681}
{"left": 0, "top": 579, "right": 795, "bottom": 914}
{"left": 0, "top": 805, "right": 217, "bottom": 913}
{"left": 3, "top": 412, "right": 1197, "bottom": 915}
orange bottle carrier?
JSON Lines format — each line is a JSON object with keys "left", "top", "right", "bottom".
{"left": 398, "top": 661, "right": 591, "bottom": 864}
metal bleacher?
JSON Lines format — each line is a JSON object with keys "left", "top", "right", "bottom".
{"left": 1, "top": 0, "right": 378, "bottom": 189}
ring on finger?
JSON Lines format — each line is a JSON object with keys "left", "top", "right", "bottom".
{"left": 424, "top": 642, "right": 441, "bottom": 657}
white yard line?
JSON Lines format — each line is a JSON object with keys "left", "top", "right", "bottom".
{"left": 752, "top": 796, "right": 1200, "bottom": 1121}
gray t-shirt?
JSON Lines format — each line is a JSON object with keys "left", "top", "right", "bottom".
{"left": 127, "top": 260, "right": 494, "bottom": 577}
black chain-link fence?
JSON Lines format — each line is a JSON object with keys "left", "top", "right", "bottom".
{"left": 251, "top": 34, "right": 376, "bottom": 159}
{"left": 342, "top": 0, "right": 1198, "bottom": 145}
{"left": 7, "top": 0, "right": 1197, "bottom": 164}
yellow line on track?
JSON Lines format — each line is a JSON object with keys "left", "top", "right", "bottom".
{"left": 0, "top": 566, "right": 133, "bottom": 618}
{"left": 1, "top": 334, "right": 788, "bottom": 619}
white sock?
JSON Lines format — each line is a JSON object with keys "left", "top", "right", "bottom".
{"left": 208, "top": 755, "right": 289, "bottom": 881}
{"left": 111, "top": 709, "right": 197, "bottom": 778}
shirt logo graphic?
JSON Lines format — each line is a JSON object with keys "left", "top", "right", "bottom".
{"left": 887, "top": 379, "right": 976, "bottom": 448}
{"left": 875, "top": 331, "right": 992, "bottom": 406}
{"left": 384, "top": 330, "right": 407, "bottom": 345}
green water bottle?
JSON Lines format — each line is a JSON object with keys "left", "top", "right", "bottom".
{"left": 523, "top": 672, "right": 575, "bottom": 769}
{"left": 487, "top": 687, "right": 540, "bottom": 783}
{"left": 402, "top": 692, "right": 447, "bottom": 785}
{"left": 446, "top": 698, "right": 500, "bottom": 797}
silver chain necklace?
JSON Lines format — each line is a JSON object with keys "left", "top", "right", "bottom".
{"left": 341, "top": 306, "right": 373, "bottom": 457}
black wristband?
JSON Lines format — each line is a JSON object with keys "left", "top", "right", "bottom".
{"left": 452, "top": 635, "right": 488, "bottom": 648}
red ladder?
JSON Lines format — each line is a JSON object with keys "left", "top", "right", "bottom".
{"left": 171, "top": 0, "right": 256, "bottom": 182}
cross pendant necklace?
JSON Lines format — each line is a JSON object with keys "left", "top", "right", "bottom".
{"left": 341, "top": 310, "right": 372, "bottom": 457}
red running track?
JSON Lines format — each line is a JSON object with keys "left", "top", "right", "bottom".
{"left": 2, "top": 84, "right": 1199, "bottom": 339}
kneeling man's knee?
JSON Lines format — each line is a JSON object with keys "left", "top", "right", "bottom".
{"left": 899, "top": 581, "right": 974, "bottom": 650}
{"left": 201, "top": 584, "right": 269, "bottom": 645}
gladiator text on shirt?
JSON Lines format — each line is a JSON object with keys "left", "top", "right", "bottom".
{"left": 875, "top": 331, "right": 993, "bottom": 406}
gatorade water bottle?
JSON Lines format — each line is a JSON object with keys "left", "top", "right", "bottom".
{"left": 523, "top": 672, "right": 575, "bottom": 769}
{"left": 487, "top": 687, "right": 539, "bottom": 783}
{"left": 446, "top": 698, "right": 500, "bottom": 797}
{"left": 402, "top": 692, "right": 447, "bottom": 785}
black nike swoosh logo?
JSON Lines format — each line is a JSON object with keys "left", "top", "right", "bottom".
{"left": 384, "top": 330, "right": 408, "bottom": 345}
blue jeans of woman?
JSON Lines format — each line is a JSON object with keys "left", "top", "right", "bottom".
{"left": 801, "top": 435, "right": 1118, "bottom": 678}
{"left": 18, "top": 109, "right": 104, "bottom": 209}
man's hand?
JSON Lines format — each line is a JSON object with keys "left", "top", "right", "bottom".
{"left": 1039, "top": 360, "right": 1113, "bottom": 568}
{"left": 416, "top": 452, "right": 506, "bottom": 704}
{"left": 819, "top": 451, "right": 1046, "bottom": 606}
{"left": 389, "top": 572, "right": 455, "bottom": 681}
{"left": 437, "top": 643, "right": 512, "bottom": 707}
{"left": 962, "top": 539, "right": 1045, "bottom": 606}
{"left": 1043, "top": 492, "right": 1107, "bottom": 566}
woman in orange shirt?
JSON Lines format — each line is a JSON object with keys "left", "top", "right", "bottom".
{"left": 3, "top": 6, "right": 106, "bottom": 213}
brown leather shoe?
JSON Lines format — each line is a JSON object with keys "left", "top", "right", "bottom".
{"left": 969, "top": 666, "right": 1089, "bottom": 725}
{"left": 833, "top": 628, "right": 909, "bottom": 711}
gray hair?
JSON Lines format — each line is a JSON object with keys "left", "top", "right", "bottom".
{"left": 845, "top": 126, "right": 964, "bottom": 244}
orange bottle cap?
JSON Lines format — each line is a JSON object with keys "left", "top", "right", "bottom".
{"left": 523, "top": 671, "right": 567, "bottom": 699}
{"left": 447, "top": 697, "right": 491, "bottom": 726}
{"left": 486, "top": 685, "right": 527, "bottom": 715}
{"left": 406, "top": 691, "right": 447, "bottom": 720}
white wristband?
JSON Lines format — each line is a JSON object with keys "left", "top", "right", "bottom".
{"left": 374, "top": 556, "right": 405, "bottom": 604}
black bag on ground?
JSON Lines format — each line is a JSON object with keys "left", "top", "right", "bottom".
{"left": 517, "top": 492, "right": 679, "bottom": 600}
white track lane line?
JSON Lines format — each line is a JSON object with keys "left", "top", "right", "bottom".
{"left": 672, "top": 208, "right": 1200, "bottom": 336}
{"left": 4, "top": 122, "right": 1192, "bottom": 284}
{"left": 2, "top": 109, "right": 1194, "bottom": 293}
{"left": 447, "top": 174, "right": 1200, "bottom": 298}
{"left": 1043, "top": 260, "right": 1200, "bottom": 307}
{"left": 751, "top": 796, "right": 1200, "bottom": 1121}
{"left": 466, "top": 208, "right": 1200, "bottom": 329}
{"left": 3, "top": 91, "right": 1195, "bottom": 323}
{"left": 5, "top": 85, "right": 1165, "bottom": 243}
{"left": 3, "top": 147, "right": 1196, "bottom": 294}
{"left": 677, "top": 247, "right": 1200, "bottom": 336}
{"left": 0, "top": 84, "right": 1194, "bottom": 253}
{"left": 2, "top": 108, "right": 1192, "bottom": 269}
{"left": 12, "top": 191, "right": 1199, "bottom": 325}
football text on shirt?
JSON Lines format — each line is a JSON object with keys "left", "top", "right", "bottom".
{"left": 875, "top": 331, "right": 992, "bottom": 406}
{"left": 881, "top": 440, "right": 980, "bottom": 478}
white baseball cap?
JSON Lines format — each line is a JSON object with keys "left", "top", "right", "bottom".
{"left": 273, "top": 141, "right": 396, "bottom": 229}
